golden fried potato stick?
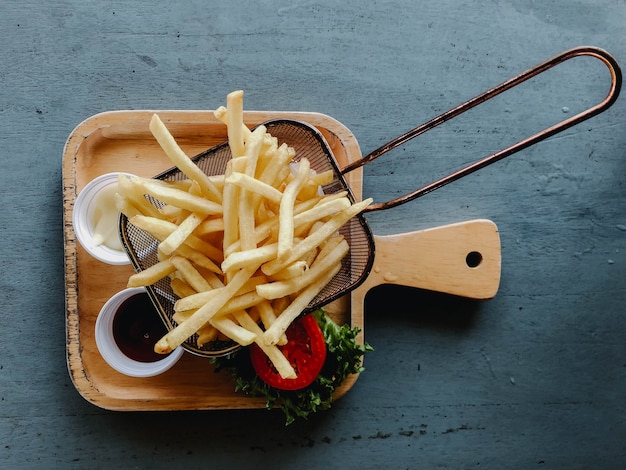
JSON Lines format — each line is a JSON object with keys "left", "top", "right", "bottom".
{"left": 129, "top": 215, "right": 223, "bottom": 264}
{"left": 225, "top": 172, "right": 283, "bottom": 204}
{"left": 233, "top": 310, "right": 296, "bottom": 379}
{"left": 196, "top": 324, "right": 219, "bottom": 346}
{"left": 195, "top": 266, "right": 226, "bottom": 289}
{"left": 221, "top": 158, "right": 242, "bottom": 256}
{"left": 209, "top": 314, "right": 257, "bottom": 346}
{"left": 171, "top": 243, "right": 222, "bottom": 275}
{"left": 132, "top": 176, "right": 223, "bottom": 216}
{"left": 268, "top": 260, "right": 308, "bottom": 281}
{"left": 159, "top": 212, "right": 206, "bottom": 256}
{"left": 174, "top": 276, "right": 266, "bottom": 312}
{"left": 254, "top": 301, "right": 288, "bottom": 345}
{"left": 154, "top": 264, "right": 258, "bottom": 353}
{"left": 114, "top": 192, "right": 143, "bottom": 219}
{"left": 257, "top": 143, "right": 295, "bottom": 188}
{"left": 297, "top": 170, "right": 333, "bottom": 200}
{"left": 149, "top": 114, "right": 222, "bottom": 203}
{"left": 119, "top": 96, "right": 375, "bottom": 355}
{"left": 170, "top": 277, "right": 197, "bottom": 299}
{"left": 194, "top": 217, "right": 225, "bottom": 236}
{"left": 221, "top": 242, "right": 279, "bottom": 274}
{"left": 262, "top": 198, "right": 372, "bottom": 276}
{"left": 262, "top": 263, "right": 341, "bottom": 347}
{"left": 257, "top": 237, "right": 348, "bottom": 300}
{"left": 226, "top": 90, "right": 245, "bottom": 157}
{"left": 170, "top": 256, "right": 212, "bottom": 293}
{"left": 207, "top": 291, "right": 266, "bottom": 318}
{"left": 278, "top": 158, "right": 310, "bottom": 258}
{"left": 238, "top": 125, "right": 267, "bottom": 251}
{"left": 224, "top": 197, "right": 322, "bottom": 255}
{"left": 292, "top": 197, "right": 351, "bottom": 237}
{"left": 116, "top": 174, "right": 163, "bottom": 219}
{"left": 213, "top": 105, "right": 252, "bottom": 142}
{"left": 127, "top": 259, "right": 176, "bottom": 288}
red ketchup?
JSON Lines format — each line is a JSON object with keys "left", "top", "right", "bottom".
{"left": 112, "top": 293, "right": 168, "bottom": 362}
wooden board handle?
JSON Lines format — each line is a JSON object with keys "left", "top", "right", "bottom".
{"left": 351, "top": 219, "right": 501, "bottom": 310}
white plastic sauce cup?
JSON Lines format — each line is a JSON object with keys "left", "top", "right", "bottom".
{"left": 72, "top": 172, "right": 130, "bottom": 265}
{"left": 95, "top": 287, "right": 184, "bottom": 377}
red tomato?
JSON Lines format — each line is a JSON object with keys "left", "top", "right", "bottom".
{"left": 250, "top": 314, "right": 327, "bottom": 390}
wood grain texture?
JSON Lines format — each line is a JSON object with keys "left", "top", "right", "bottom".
{"left": 1, "top": 0, "right": 625, "bottom": 468}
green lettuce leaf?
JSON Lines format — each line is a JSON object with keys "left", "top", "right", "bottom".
{"left": 210, "top": 309, "right": 373, "bottom": 425}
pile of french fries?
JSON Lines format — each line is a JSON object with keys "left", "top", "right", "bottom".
{"left": 115, "top": 90, "right": 372, "bottom": 379}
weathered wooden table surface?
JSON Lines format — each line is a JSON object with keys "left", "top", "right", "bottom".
{"left": 1, "top": 1, "right": 625, "bottom": 468}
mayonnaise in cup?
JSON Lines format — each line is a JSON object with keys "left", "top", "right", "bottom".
{"left": 72, "top": 172, "right": 131, "bottom": 265}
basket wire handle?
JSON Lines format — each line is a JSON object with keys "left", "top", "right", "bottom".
{"left": 341, "top": 46, "right": 622, "bottom": 212}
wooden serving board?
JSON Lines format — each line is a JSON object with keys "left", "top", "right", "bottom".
{"left": 62, "top": 110, "right": 501, "bottom": 411}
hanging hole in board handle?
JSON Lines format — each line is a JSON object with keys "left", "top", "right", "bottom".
{"left": 342, "top": 46, "right": 622, "bottom": 212}
{"left": 466, "top": 251, "right": 483, "bottom": 268}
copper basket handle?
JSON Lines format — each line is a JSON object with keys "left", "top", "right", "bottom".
{"left": 341, "top": 46, "right": 622, "bottom": 212}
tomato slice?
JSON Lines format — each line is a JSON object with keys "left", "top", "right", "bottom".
{"left": 250, "top": 313, "right": 327, "bottom": 390}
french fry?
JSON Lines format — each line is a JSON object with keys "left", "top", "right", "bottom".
{"left": 116, "top": 174, "right": 163, "bottom": 219}
{"left": 174, "top": 275, "right": 265, "bottom": 312}
{"left": 257, "top": 238, "right": 348, "bottom": 300}
{"left": 130, "top": 215, "right": 223, "bottom": 264}
{"left": 196, "top": 324, "right": 219, "bottom": 346}
{"left": 262, "top": 198, "right": 372, "bottom": 276}
{"left": 212, "top": 291, "right": 266, "bottom": 317}
{"left": 195, "top": 266, "right": 226, "bottom": 289}
{"left": 262, "top": 263, "right": 341, "bottom": 347}
{"left": 237, "top": 125, "right": 267, "bottom": 251}
{"left": 243, "top": 124, "right": 265, "bottom": 176}
{"left": 233, "top": 310, "right": 295, "bottom": 378}
{"left": 149, "top": 114, "right": 222, "bottom": 203}
{"left": 214, "top": 105, "right": 252, "bottom": 142}
{"left": 175, "top": 289, "right": 218, "bottom": 312}
{"left": 268, "top": 260, "right": 308, "bottom": 281}
{"left": 278, "top": 158, "right": 310, "bottom": 258}
{"left": 170, "top": 277, "right": 197, "bottom": 299}
{"left": 172, "top": 308, "right": 195, "bottom": 324}
{"left": 237, "top": 189, "right": 257, "bottom": 252}
{"left": 154, "top": 264, "right": 258, "bottom": 353}
{"left": 171, "top": 243, "right": 222, "bottom": 275}
{"left": 209, "top": 314, "right": 257, "bottom": 346}
{"left": 134, "top": 176, "right": 223, "bottom": 216}
{"left": 170, "top": 256, "right": 212, "bottom": 293}
{"left": 297, "top": 170, "right": 334, "bottom": 201}
{"left": 226, "top": 90, "right": 245, "bottom": 157}
{"left": 114, "top": 192, "right": 143, "bottom": 219}
{"left": 292, "top": 196, "right": 351, "bottom": 235}
{"left": 159, "top": 212, "right": 205, "bottom": 256}
{"left": 225, "top": 172, "right": 283, "bottom": 204}
{"left": 309, "top": 169, "right": 334, "bottom": 186}
{"left": 221, "top": 242, "right": 278, "bottom": 274}
{"left": 254, "top": 301, "right": 288, "bottom": 345}
{"left": 127, "top": 259, "right": 176, "bottom": 288}
{"left": 194, "top": 217, "right": 225, "bottom": 236}
{"left": 224, "top": 197, "right": 321, "bottom": 255}
{"left": 221, "top": 158, "right": 241, "bottom": 255}
{"left": 257, "top": 143, "right": 295, "bottom": 187}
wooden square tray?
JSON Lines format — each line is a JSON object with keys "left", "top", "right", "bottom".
{"left": 62, "top": 110, "right": 364, "bottom": 411}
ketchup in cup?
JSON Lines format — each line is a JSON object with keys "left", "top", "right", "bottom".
{"left": 112, "top": 292, "right": 168, "bottom": 363}
{"left": 95, "top": 287, "right": 184, "bottom": 377}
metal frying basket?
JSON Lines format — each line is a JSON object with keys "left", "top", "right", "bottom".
{"left": 120, "top": 46, "right": 621, "bottom": 357}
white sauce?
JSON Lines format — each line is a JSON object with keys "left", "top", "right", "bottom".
{"left": 90, "top": 183, "right": 123, "bottom": 251}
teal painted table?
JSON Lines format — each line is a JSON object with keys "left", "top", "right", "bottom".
{"left": 1, "top": 1, "right": 625, "bottom": 468}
